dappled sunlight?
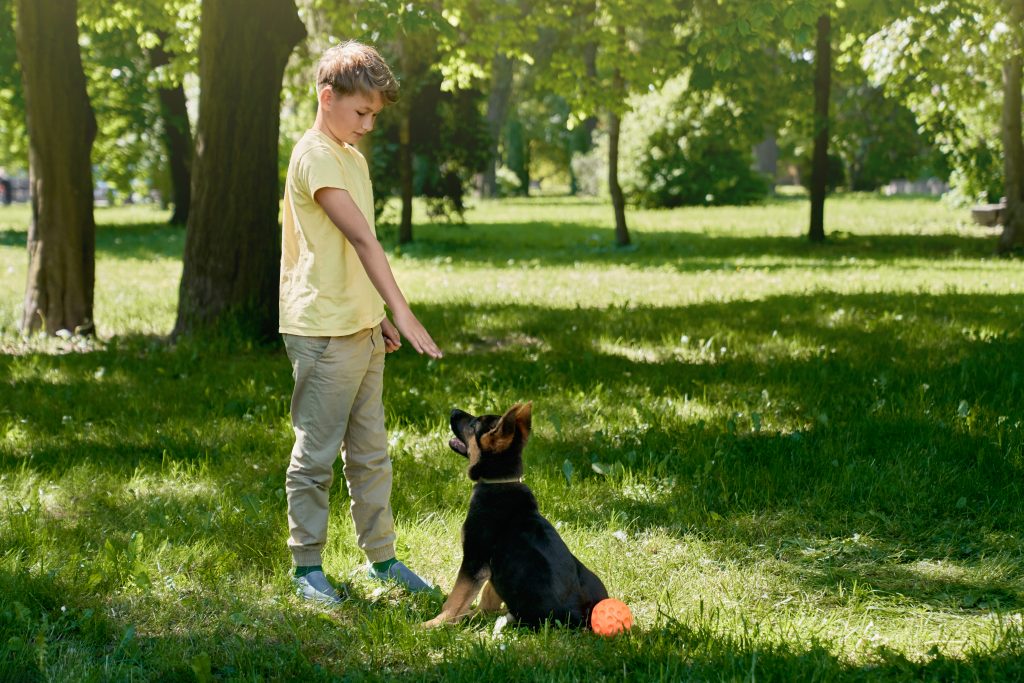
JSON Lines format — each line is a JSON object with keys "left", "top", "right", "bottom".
{"left": 2, "top": 199, "right": 1023, "bottom": 678}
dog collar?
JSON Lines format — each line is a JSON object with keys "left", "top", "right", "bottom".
{"left": 477, "top": 476, "right": 523, "bottom": 485}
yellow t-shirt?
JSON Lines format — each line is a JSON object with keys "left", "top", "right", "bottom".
{"left": 279, "top": 129, "right": 385, "bottom": 336}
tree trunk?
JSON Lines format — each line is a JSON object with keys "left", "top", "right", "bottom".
{"left": 398, "top": 103, "right": 413, "bottom": 244}
{"left": 480, "top": 53, "right": 515, "bottom": 198}
{"left": 999, "top": 8, "right": 1024, "bottom": 253}
{"left": 607, "top": 108, "right": 629, "bottom": 247}
{"left": 173, "top": 0, "right": 304, "bottom": 340}
{"left": 146, "top": 32, "right": 193, "bottom": 227}
{"left": 808, "top": 13, "right": 831, "bottom": 244}
{"left": 505, "top": 113, "right": 530, "bottom": 196}
{"left": 395, "top": 35, "right": 414, "bottom": 245}
{"left": 15, "top": 0, "right": 97, "bottom": 336}
{"left": 753, "top": 128, "right": 778, "bottom": 193}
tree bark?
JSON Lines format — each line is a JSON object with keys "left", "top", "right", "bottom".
{"left": 173, "top": 0, "right": 304, "bottom": 340}
{"left": 146, "top": 32, "right": 193, "bottom": 227}
{"left": 808, "top": 13, "right": 831, "bottom": 243}
{"left": 999, "top": 5, "right": 1024, "bottom": 253}
{"left": 480, "top": 53, "right": 515, "bottom": 198}
{"left": 15, "top": 0, "right": 97, "bottom": 336}
{"left": 608, "top": 107, "right": 629, "bottom": 247}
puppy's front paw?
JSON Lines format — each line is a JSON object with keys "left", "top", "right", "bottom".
{"left": 420, "top": 614, "right": 447, "bottom": 629}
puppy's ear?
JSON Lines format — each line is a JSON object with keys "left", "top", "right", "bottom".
{"left": 515, "top": 402, "right": 532, "bottom": 441}
{"left": 481, "top": 403, "right": 527, "bottom": 452}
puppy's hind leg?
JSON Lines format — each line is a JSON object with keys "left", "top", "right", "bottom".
{"left": 472, "top": 581, "right": 505, "bottom": 617}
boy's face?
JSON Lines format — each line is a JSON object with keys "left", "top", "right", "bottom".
{"left": 319, "top": 88, "right": 384, "bottom": 146}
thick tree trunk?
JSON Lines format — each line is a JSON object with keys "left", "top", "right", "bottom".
{"left": 173, "top": 0, "right": 304, "bottom": 340}
{"left": 999, "top": 12, "right": 1024, "bottom": 253}
{"left": 808, "top": 13, "right": 831, "bottom": 243}
{"left": 480, "top": 53, "right": 515, "bottom": 198}
{"left": 607, "top": 108, "right": 629, "bottom": 247}
{"left": 146, "top": 32, "right": 193, "bottom": 227}
{"left": 15, "top": 0, "right": 97, "bottom": 336}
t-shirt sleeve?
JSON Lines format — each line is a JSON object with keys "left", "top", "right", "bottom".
{"left": 298, "top": 144, "right": 349, "bottom": 198}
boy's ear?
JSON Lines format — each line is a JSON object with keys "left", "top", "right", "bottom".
{"left": 318, "top": 85, "right": 334, "bottom": 110}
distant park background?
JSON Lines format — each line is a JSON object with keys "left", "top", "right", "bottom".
{"left": 1, "top": 0, "right": 1023, "bottom": 339}
{"left": 1, "top": 2, "right": 1024, "bottom": 681}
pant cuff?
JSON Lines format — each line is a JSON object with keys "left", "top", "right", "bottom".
{"left": 291, "top": 549, "right": 323, "bottom": 567}
{"left": 364, "top": 544, "right": 396, "bottom": 564}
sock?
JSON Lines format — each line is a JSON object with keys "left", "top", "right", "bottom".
{"left": 294, "top": 564, "right": 322, "bottom": 578}
{"left": 372, "top": 558, "right": 398, "bottom": 573}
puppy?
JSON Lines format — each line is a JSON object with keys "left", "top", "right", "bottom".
{"left": 422, "top": 403, "right": 608, "bottom": 628}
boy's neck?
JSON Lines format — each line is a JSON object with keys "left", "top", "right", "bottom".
{"left": 312, "top": 115, "right": 347, "bottom": 147}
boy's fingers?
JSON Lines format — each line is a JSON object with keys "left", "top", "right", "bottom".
{"left": 412, "top": 334, "right": 442, "bottom": 359}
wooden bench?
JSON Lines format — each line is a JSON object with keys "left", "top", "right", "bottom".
{"left": 971, "top": 201, "right": 1006, "bottom": 227}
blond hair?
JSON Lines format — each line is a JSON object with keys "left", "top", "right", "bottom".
{"left": 316, "top": 41, "right": 399, "bottom": 105}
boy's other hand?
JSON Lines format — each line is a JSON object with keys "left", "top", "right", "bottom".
{"left": 393, "top": 309, "right": 443, "bottom": 359}
{"left": 380, "top": 317, "right": 402, "bottom": 353}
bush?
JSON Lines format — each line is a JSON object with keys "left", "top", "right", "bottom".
{"left": 626, "top": 106, "right": 771, "bottom": 208}
{"left": 621, "top": 76, "right": 771, "bottom": 208}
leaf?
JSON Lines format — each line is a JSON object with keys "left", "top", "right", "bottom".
{"left": 191, "top": 653, "right": 213, "bottom": 683}
{"left": 592, "top": 462, "right": 624, "bottom": 478}
{"left": 955, "top": 496, "right": 967, "bottom": 509}
{"left": 957, "top": 400, "right": 970, "bottom": 418}
{"left": 562, "top": 460, "right": 574, "bottom": 487}
{"left": 550, "top": 413, "right": 563, "bottom": 437}
{"left": 714, "top": 49, "right": 734, "bottom": 72}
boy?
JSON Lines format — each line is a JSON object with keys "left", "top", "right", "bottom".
{"left": 279, "top": 41, "right": 443, "bottom": 604}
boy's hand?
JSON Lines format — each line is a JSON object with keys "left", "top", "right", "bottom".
{"left": 380, "top": 317, "right": 402, "bottom": 353}
{"left": 392, "top": 309, "right": 443, "bottom": 359}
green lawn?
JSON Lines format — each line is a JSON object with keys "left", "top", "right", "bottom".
{"left": 1, "top": 196, "right": 1022, "bottom": 681}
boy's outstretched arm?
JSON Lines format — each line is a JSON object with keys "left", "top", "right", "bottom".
{"left": 315, "top": 187, "right": 443, "bottom": 359}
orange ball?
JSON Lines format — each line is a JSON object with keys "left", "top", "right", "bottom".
{"left": 590, "top": 598, "right": 633, "bottom": 636}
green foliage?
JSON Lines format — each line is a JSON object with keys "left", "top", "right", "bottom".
{"left": 0, "top": 0, "right": 26, "bottom": 171}
{"left": 628, "top": 106, "right": 771, "bottom": 208}
{"left": 862, "top": 1, "right": 1005, "bottom": 203}
{"left": 510, "top": 93, "right": 595, "bottom": 195}
{"left": 535, "top": 0, "right": 683, "bottom": 122}
{"left": 76, "top": 0, "right": 200, "bottom": 199}
{"left": 369, "top": 76, "right": 491, "bottom": 221}
{"left": 621, "top": 76, "right": 770, "bottom": 208}
{"left": 830, "top": 73, "right": 945, "bottom": 191}
{"left": 80, "top": 23, "right": 158, "bottom": 198}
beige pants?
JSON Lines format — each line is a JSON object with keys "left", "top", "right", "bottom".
{"left": 283, "top": 327, "right": 396, "bottom": 567}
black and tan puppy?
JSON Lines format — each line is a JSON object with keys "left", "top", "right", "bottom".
{"left": 422, "top": 403, "right": 608, "bottom": 629}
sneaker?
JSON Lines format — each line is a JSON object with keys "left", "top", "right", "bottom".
{"left": 367, "top": 561, "right": 431, "bottom": 593}
{"left": 292, "top": 570, "right": 345, "bottom": 604}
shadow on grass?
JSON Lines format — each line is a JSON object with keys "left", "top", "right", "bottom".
{"left": 1, "top": 290, "right": 1022, "bottom": 619}
{"left": 1, "top": 563, "right": 1021, "bottom": 682}
{"left": 381, "top": 221, "right": 1002, "bottom": 270}
{"left": 0, "top": 223, "right": 185, "bottom": 260}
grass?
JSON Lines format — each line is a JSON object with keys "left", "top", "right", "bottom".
{"left": 1, "top": 195, "right": 1022, "bottom": 681}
